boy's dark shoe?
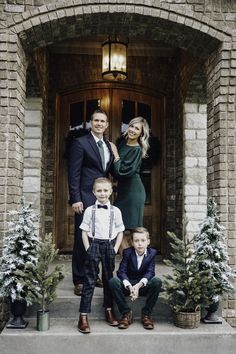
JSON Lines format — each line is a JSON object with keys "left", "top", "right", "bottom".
{"left": 142, "top": 315, "right": 154, "bottom": 330}
{"left": 105, "top": 309, "right": 119, "bottom": 326}
{"left": 118, "top": 311, "right": 132, "bottom": 329}
{"left": 78, "top": 314, "right": 90, "bottom": 334}
{"left": 74, "top": 283, "right": 83, "bottom": 296}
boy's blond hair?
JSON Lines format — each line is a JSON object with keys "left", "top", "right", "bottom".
{"left": 93, "top": 177, "right": 112, "bottom": 191}
{"left": 131, "top": 227, "right": 150, "bottom": 240}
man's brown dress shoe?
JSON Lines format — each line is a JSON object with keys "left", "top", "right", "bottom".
{"left": 74, "top": 283, "right": 83, "bottom": 296}
{"left": 78, "top": 314, "right": 90, "bottom": 334}
{"left": 142, "top": 315, "right": 154, "bottom": 330}
{"left": 105, "top": 309, "right": 119, "bottom": 326}
{"left": 118, "top": 311, "right": 132, "bottom": 329}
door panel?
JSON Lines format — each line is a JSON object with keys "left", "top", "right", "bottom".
{"left": 55, "top": 86, "right": 163, "bottom": 252}
{"left": 111, "top": 90, "right": 161, "bottom": 249}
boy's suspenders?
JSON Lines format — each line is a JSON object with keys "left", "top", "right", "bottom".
{"left": 91, "top": 205, "right": 115, "bottom": 240}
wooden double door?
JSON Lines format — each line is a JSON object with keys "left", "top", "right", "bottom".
{"left": 55, "top": 85, "right": 165, "bottom": 253}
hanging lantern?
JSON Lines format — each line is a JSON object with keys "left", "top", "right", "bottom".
{"left": 102, "top": 36, "right": 128, "bottom": 81}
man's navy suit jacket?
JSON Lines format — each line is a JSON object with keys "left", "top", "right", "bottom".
{"left": 117, "top": 247, "right": 157, "bottom": 283}
{"left": 68, "top": 132, "right": 114, "bottom": 208}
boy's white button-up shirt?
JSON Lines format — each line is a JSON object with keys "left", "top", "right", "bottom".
{"left": 80, "top": 200, "right": 125, "bottom": 240}
{"left": 123, "top": 249, "right": 148, "bottom": 289}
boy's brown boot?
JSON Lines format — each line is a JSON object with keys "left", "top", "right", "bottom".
{"left": 78, "top": 314, "right": 90, "bottom": 334}
{"left": 105, "top": 309, "right": 119, "bottom": 326}
{"left": 142, "top": 314, "right": 154, "bottom": 330}
{"left": 118, "top": 311, "right": 132, "bottom": 329}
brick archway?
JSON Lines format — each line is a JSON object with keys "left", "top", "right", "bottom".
{"left": 7, "top": 2, "right": 231, "bottom": 57}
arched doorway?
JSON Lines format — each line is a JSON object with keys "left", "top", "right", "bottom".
{"left": 55, "top": 84, "right": 166, "bottom": 253}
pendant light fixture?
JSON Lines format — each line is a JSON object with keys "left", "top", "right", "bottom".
{"left": 102, "top": 35, "right": 128, "bottom": 81}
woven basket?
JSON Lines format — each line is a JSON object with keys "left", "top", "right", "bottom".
{"left": 174, "top": 309, "right": 201, "bottom": 329}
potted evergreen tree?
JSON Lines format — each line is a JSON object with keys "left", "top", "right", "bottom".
{"left": 194, "top": 197, "right": 236, "bottom": 323}
{"left": 0, "top": 198, "right": 39, "bottom": 328}
{"left": 161, "top": 229, "right": 212, "bottom": 329}
{"left": 26, "top": 233, "right": 64, "bottom": 331}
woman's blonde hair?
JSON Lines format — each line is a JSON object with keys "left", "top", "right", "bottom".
{"left": 123, "top": 117, "right": 150, "bottom": 158}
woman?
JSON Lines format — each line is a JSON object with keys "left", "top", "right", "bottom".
{"left": 111, "top": 117, "right": 150, "bottom": 252}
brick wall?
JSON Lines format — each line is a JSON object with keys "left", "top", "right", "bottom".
{"left": 1, "top": 1, "right": 236, "bottom": 30}
{"left": 0, "top": 30, "right": 26, "bottom": 245}
{"left": 206, "top": 42, "right": 236, "bottom": 327}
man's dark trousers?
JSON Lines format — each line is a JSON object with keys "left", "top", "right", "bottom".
{"left": 72, "top": 213, "right": 86, "bottom": 285}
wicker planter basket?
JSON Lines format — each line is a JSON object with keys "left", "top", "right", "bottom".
{"left": 174, "top": 309, "right": 201, "bottom": 329}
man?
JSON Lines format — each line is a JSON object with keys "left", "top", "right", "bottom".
{"left": 68, "top": 108, "right": 114, "bottom": 295}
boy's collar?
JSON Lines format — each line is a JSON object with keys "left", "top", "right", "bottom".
{"left": 135, "top": 248, "right": 147, "bottom": 257}
{"left": 95, "top": 200, "right": 110, "bottom": 206}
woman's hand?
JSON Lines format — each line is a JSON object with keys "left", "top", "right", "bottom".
{"left": 109, "top": 142, "right": 120, "bottom": 161}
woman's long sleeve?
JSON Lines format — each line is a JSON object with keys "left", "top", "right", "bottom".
{"left": 113, "top": 147, "right": 142, "bottom": 179}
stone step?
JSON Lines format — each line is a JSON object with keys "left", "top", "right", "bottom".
{"left": 25, "top": 260, "right": 221, "bottom": 320}
{"left": 26, "top": 261, "right": 173, "bottom": 320}
{"left": 1, "top": 318, "right": 236, "bottom": 354}
{"left": 26, "top": 293, "right": 172, "bottom": 320}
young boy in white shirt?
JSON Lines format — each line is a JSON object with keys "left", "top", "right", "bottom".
{"left": 78, "top": 177, "right": 124, "bottom": 334}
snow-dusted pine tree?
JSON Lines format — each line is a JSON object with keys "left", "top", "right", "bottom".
{"left": 194, "top": 197, "right": 236, "bottom": 322}
{"left": 0, "top": 198, "right": 39, "bottom": 304}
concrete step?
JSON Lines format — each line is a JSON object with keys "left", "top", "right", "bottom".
{"left": 26, "top": 293, "right": 172, "bottom": 320}
{"left": 26, "top": 260, "right": 173, "bottom": 320}
{"left": 1, "top": 318, "right": 236, "bottom": 354}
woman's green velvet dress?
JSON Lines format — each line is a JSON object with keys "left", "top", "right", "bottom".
{"left": 113, "top": 141, "right": 146, "bottom": 229}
